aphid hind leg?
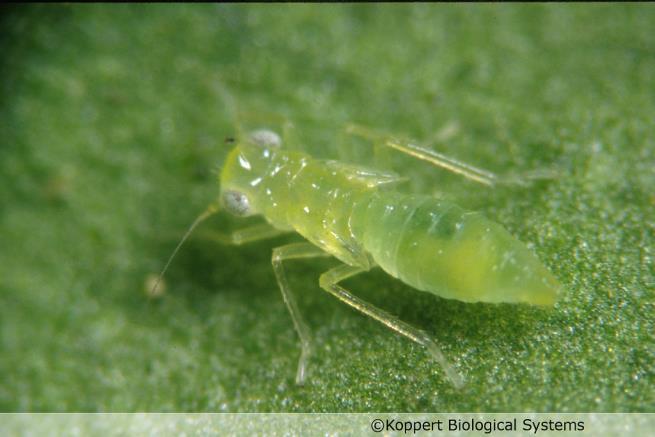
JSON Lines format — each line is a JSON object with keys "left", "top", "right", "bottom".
{"left": 271, "top": 243, "right": 331, "bottom": 385}
{"left": 319, "top": 264, "right": 464, "bottom": 388}
{"left": 345, "top": 123, "right": 499, "bottom": 186}
{"left": 337, "top": 124, "right": 394, "bottom": 171}
{"left": 345, "top": 123, "right": 559, "bottom": 187}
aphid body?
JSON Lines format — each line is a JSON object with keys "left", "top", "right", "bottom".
{"left": 157, "top": 123, "right": 562, "bottom": 388}
{"left": 220, "top": 136, "right": 560, "bottom": 306}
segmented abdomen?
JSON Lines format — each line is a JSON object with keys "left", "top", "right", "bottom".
{"left": 352, "top": 192, "right": 461, "bottom": 284}
{"left": 352, "top": 192, "right": 560, "bottom": 305}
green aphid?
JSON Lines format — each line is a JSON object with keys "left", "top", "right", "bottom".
{"left": 153, "top": 121, "right": 562, "bottom": 389}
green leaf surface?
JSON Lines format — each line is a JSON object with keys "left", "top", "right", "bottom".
{"left": 1, "top": 4, "right": 653, "bottom": 412}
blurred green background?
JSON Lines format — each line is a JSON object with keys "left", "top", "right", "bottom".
{"left": 0, "top": 4, "right": 653, "bottom": 412}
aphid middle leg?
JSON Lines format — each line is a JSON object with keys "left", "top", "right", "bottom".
{"left": 319, "top": 263, "right": 464, "bottom": 388}
{"left": 271, "top": 243, "right": 330, "bottom": 385}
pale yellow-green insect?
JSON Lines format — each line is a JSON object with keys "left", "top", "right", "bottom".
{"left": 154, "top": 118, "right": 562, "bottom": 388}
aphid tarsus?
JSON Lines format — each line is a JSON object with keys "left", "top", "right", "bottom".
{"left": 154, "top": 123, "right": 561, "bottom": 389}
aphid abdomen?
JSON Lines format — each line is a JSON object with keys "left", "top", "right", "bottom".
{"left": 353, "top": 193, "right": 560, "bottom": 306}
{"left": 351, "top": 192, "right": 427, "bottom": 278}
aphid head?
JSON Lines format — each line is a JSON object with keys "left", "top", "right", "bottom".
{"left": 247, "top": 129, "right": 281, "bottom": 149}
{"left": 219, "top": 129, "right": 281, "bottom": 218}
{"left": 221, "top": 189, "right": 252, "bottom": 216}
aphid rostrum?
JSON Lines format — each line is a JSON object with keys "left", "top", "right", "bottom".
{"left": 154, "top": 120, "right": 562, "bottom": 388}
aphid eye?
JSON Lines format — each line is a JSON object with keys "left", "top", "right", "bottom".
{"left": 222, "top": 190, "right": 251, "bottom": 216}
{"left": 248, "top": 129, "right": 281, "bottom": 149}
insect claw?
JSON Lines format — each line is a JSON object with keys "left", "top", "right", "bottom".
{"left": 495, "top": 167, "right": 560, "bottom": 187}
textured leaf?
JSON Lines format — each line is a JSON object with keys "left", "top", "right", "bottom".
{"left": 0, "top": 4, "right": 652, "bottom": 412}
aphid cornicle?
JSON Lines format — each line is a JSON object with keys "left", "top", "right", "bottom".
{"left": 155, "top": 122, "right": 562, "bottom": 388}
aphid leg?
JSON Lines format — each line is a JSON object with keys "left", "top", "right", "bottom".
{"left": 337, "top": 123, "right": 393, "bottom": 171}
{"left": 196, "top": 223, "right": 287, "bottom": 246}
{"left": 154, "top": 212, "right": 285, "bottom": 296}
{"left": 345, "top": 123, "right": 498, "bottom": 186}
{"left": 346, "top": 123, "right": 561, "bottom": 187}
{"left": 319, "top": 263, "right": 464, "bottom": 388}
{"left": 271, "top": 243, "right": 330, "bottom": 385}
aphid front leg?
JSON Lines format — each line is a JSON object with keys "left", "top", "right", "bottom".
{"left": 319, "top": 264, "right": 464, "bottom": 388}
{"left": 271, "top": 243, "right": 330, "bottom": 385}
{"left": 197, "top": 223, "right": 287, "bottom": 246}
{"left": 152, "top": 205, "right": 286, "bottom": 297}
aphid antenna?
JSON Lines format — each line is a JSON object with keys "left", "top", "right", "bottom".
{"left": 150, "top": 202, "right": 220, "bottom": 296}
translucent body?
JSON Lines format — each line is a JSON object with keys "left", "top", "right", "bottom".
{"left": 220, "top": 142, "right": 560, "bottom": 306}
